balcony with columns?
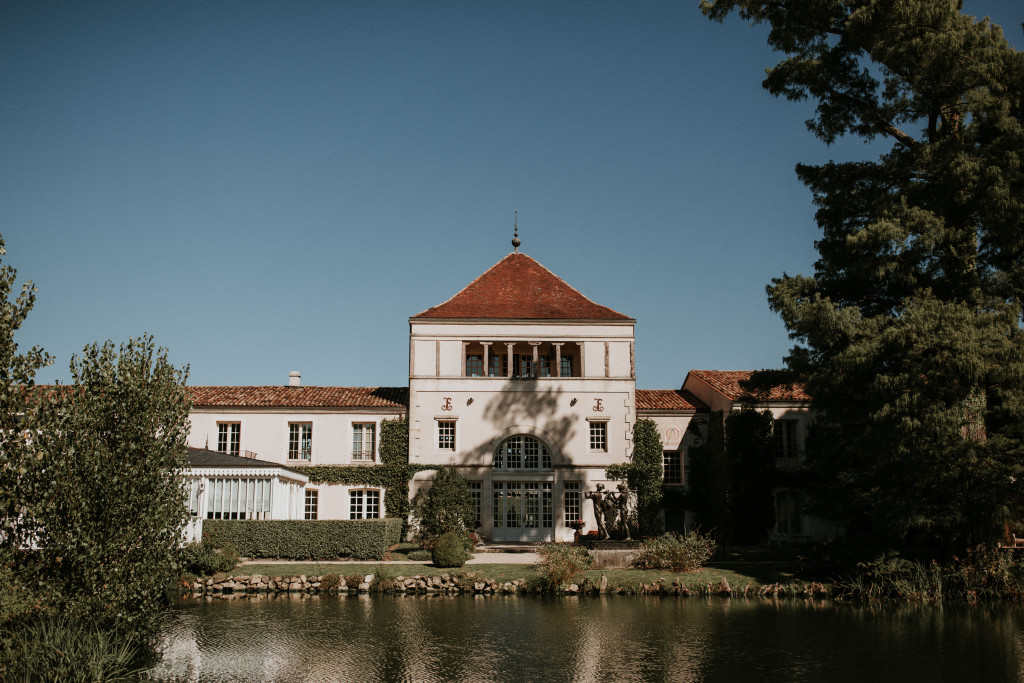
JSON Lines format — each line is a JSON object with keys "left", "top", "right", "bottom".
{"left": 462, "top": 341, "right": 583, "bottom": 379}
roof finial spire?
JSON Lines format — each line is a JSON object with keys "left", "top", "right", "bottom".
{"left": 512, "top": 210, "right": 521, "bottom": 252}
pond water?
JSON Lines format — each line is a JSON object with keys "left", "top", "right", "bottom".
{"left": 145, "top": 594, "right": 1024, "bottom": 682}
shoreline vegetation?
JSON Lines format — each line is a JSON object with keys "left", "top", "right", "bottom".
{"left": 179, "top": 542, "right": 1024, "bottom": 603}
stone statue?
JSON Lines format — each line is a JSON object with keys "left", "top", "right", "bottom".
{"left": 615, "top": 483, "right": 632, "bottom": 541}
{"left": 598, "top": 489, "right": 619, "bottom": 540}
{"left": 585, "top": 484, "right": 610, "bottom": 540}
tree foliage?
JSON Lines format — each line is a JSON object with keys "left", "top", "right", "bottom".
{"left": 0, "top": 235, "right": 192, "bottom": 657}
{"left": 685, "top": 408, "right": 775, "bottom": 543}
{"left": 703, "top": 0, "right": 1024, "bottom": 547}
{"left": 684, "top": 412, "right": 728, "bottom": 536}
{"left": 34, "top": 336, "right": 192, "bottom": 634}
{"left": 413, "top": 465, "right": 476, "bottom": 539}
{"left": 725, "top": 406, "right": 776, "bottom": 543}
{"left": 0, "top": 236, "right": 53, "bottom": 643}
{"left": 607, "top": 418, "right": 664, "bottom": 537}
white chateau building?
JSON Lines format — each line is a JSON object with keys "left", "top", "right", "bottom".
{"left": 184, "top": 246, "right": 820, "bottom": 543}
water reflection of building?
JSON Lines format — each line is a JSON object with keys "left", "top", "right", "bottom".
{"left": 184, "top": 238, "right": 822, "bottom": 542}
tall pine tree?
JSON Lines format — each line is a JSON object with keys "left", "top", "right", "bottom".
{"left": 703, "top": 0, "right": 1024, "bottom": 548}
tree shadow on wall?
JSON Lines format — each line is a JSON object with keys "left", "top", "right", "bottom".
{"left": 459, "top": 377, "right": 578, "bottom": 465}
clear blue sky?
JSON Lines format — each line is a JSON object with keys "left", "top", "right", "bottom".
{"left": 3, "top": 1, "right": 1022, "bottom": 389}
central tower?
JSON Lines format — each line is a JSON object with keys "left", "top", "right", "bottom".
{"left": 407, "top": 248, "right": 636, "bottom": 542}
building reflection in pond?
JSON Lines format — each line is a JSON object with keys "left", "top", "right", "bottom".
{"left": 147, "top": 595, "right": 1024, "bottom": 682}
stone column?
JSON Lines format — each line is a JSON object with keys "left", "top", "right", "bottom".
{"left": 530, "top": 342, "right": 541, "bottom": 378}
{"left": 481, "top": 342, "right": 491, "bottom": 377}
{"left": 505, "top": 342, "right": 515, "bottom": 378}
{"left": 552, "top": 343, "right": 564, "bottom": 378}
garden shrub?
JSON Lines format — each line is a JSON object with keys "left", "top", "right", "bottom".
{"left": 537, "top": 543, "right": 593, "bottom": 589}
{"left": 408, "top": 549, "right": 433, "bottom": 561}
{"left": 633, "top": 531, "right": 716, "bottom": 572}
{"left": 414, "top": 466, "right": 477, "bottom": 540}
{"left": 431, "top": 532, "right": 468, "bottom": 568}
{"left": 202, "top": 519, "right": 402, "bottom": 560}
{"left": 178, "top": 540, "right": 239, "bottom": 576}
{"left": 320, "top": 574, "right": 343, "bottom": 592}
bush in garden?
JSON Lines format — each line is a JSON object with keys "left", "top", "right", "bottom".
{"left": 413, "top": 466, "right": 477, "bottom": 540}
{"left": 408, "top": 549, "right": 433, "bottom": 561}
{"left": 537, "top": 543, "right": 593, "bottom": 589}
{"left": 431, "top": 532, "right": 468, "bottom": 568}
{"left": 178, "top": 540, "right": 239, "bottom": 576}
{"left": 319, "top": 574, "right": 343, "bottom": 592}
{"left": 633, "top": 531, "right": 716, "bottom": 572}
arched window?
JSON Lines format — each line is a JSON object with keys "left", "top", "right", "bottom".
{"left": 494, "top": 435, "right": 552, "bottom": 470}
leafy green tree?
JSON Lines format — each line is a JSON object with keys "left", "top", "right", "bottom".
{"left": 630, "top": 418, "right": 665, "bottom": 536}
{"left": 34, "top": 335, "right": 191, "bottom": 635}
{"left": 607, "top": 417, "right": 664, "bottom": 537}
{"left": 684, "top": 412, "right": 728, "bottom": 537}
{"left": 0, "top": 236, "right": 53, "bottom": 649}
{"left": 703, "top": 0, "right": 1024, "bottom": 547}
{"left": 725, "top": 406, "right": 775, "bottom": 543}
{"left": 413, "top": 465, "right": 476, "bottom": 539}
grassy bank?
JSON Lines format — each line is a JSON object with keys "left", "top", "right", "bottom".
{"left": 197, "top": 543, "right": 1024, "bottom": 601}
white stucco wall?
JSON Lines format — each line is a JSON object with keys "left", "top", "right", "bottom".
{"left": 188, "top": 408, "right": 405, "bottom": 466}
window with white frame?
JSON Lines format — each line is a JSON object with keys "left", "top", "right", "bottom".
{"left": 186, "top": 479, "right": 202, "bottom": 518}
{"left": 289, "top": 422, "right": 312, "bottom": 460}
{"left": 494, "top": 434, "right": 552, "bottom": 470}
{"left": 304, "top": 489, "right": 318, "bottom": 520}
{"left": 352, "top": 423, "right": 376, "bottom": 461}
{"left": 468, "top": 481, "right": 481, "bottom": 527}
{"left": 206, "top": 477, "right": 272, "bottom": 520}
{"left": 564, "top": 481, "right": 581, "bottom": 525}
{"left": 773, "top": 419, "right": 799, "bottom": 465}
{"left": 664, "top": 451, "right": 682, "bottom": 484}
{"left": 350, "top": 489, "right": 381, "bottom": 519}
{"left": 589, "top": 421, "right": 607, "bottom": 452}
{"left": 438, "top": 420, "right": 456, "bottom": 450}
{"left": 217, "top": 422, "right": 241, "bottom": 456}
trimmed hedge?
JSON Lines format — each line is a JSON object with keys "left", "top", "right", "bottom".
{"left": 203, "top": 519, "right": 402, "bottom": 561}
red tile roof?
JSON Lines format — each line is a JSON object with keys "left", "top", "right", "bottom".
{"left": 636, "top": 389, "right": 708, "bottom": 412}
{"left": 412, "top": 252, "right": 633, "bottom": 321}
{"left": 687, "top": 370, "right": 810, "bottom": 401}
{"left": 188, "top": 386, "right": 408, "bottom": 409}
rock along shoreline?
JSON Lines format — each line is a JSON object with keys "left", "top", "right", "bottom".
{"left": 183, "top": 573, "right": 832, "bottom": 599}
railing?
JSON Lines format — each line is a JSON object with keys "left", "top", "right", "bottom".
{"left": 287, "top": 449, "right": 312, "bottom": 461}
{"left": 351, "top": 450, "right": 375, "bottom": 461}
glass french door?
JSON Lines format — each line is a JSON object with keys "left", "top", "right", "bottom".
{"left": 492, "top": 481, "right": 553, "bottom": 542}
